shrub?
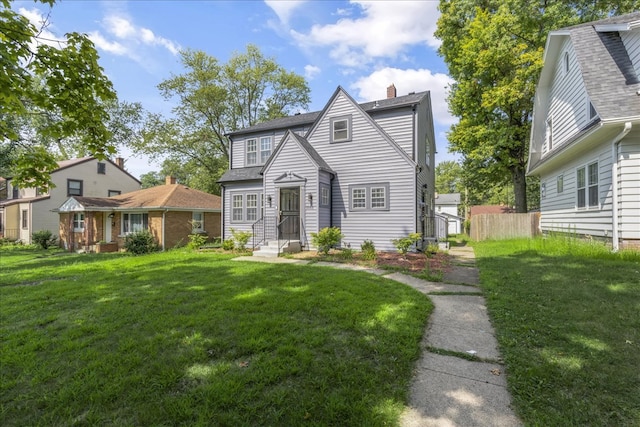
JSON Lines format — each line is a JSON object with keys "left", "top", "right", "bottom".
{"left": 311, "top": 227, "right": 344, "bottom": 255}
{"left": 186, "top": 233, "right": 207, "bottom": 250}
{"left": 361, "top": 240, "right": 376, "bottom": 260}
{"left": 124, "top": 230, "right": 158, "bottom": 255}
{"left": 392, "top": 232, "right": 422, "bottom": 255}
{"left": 32, "top": 230, "right": 57, "bottom": 250}
{"left": 339, "top": 247, "right": 354, "bottom": 260}
{"left": 230, "top": 228, "right": 252, "bottom": 251}
{"left": 222, "top": 238, "right": 235, "bottom": 251}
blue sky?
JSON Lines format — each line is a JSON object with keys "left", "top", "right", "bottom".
{"left": 17, "top": 0, "right": 457, "bottom": 178}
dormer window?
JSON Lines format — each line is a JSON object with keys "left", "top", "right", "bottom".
{"left": 246, "top": 139, "right": 257, "bottom": 165}
{"left": 246, "top": 137, "right": 272, "bottom": 166}
{"left": 260, "top": 137, "right": 272, "bottom": 163}
{"left": 331, "top": 115, "right": 352, "bottom": 143}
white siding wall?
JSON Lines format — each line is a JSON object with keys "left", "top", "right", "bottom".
{"left": 222, "top": 181, "right": 263, "bottom": 240}
{"left": 30, "top": 159, "right": 140, "bottom": 243}
{"left": 618, "top": 130, "right": 640, "bottom": 240}
{"left": 309, "top": 92, "right": 416, "bottom": 251}
{"left": 621, "top": 29, "right": 640, "bottom": 80}
{"left": 545, "top": 39, "right": 591, "bottom": 156}
{"left": 263, "top": 136, "right": 320, "bottom": 247}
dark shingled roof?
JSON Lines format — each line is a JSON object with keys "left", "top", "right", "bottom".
{"left": 217, "top": 166, "right": 263, "bottom": 183}
{"left": 228, "top": 90, "right": 429, "bottom": 137}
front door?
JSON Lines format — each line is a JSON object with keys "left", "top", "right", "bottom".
{"left": 279, "top": 187, "right": 300, "bottom": 240}
{"left": 104, "top": 213, "right": 112, "bottom": 242}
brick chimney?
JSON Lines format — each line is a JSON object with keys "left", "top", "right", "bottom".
{"left": 115, "top": 157, "right": 124, "bottom": 169}
{"left": 166, "top": 176, "right": 176, "bottom": 185}
{"left": 387, "top": 83, "right": 396, "bottom": 99}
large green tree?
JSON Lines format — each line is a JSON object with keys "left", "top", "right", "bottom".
{"left": 436, "top": 0, "right": 639, "bottom": 212}
{"left": 131, "top": 45, "right": 311, "bottom": 194}
{"left": 1, "top": 0, "right": 117, "bottom": 190}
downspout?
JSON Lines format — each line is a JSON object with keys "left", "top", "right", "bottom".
{"left": 162, "top": 209, "right": 169, "bottom": 251}
{"left": 611, "top": 122, "right": 632, "bottom": 252}
{"left": 220, "top": 184, "right": 226, "bottom": 241}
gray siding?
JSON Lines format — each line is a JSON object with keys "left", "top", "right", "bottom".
{"left": 231, "top": 125, "right": 312, "bottom": 169}
{"left": 370, "top": 108, "right": 414, "bottom": 156}
{"left": 309, "top": 91, "right": 416, "bottom": 251}
{"left": 545, "top": 38, "right": 591, "bottom": 156}
{"left": 221, "top": 181, "right": 263, "bottom": 240}
{"left": 263, "top": 135, "right": 320, "bottom": 247}
{"left": 621, "top": 29, "right": 640, "bottom": 79}
{"left": 618, "top": 131, "right": 640, "bottom": 240}
{"left": 318, "top": 171, "right": 332, "bottom": 230}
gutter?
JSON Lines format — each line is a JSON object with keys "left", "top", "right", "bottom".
{"left": 611, "top": 122, "right": 632, "bottom": 252}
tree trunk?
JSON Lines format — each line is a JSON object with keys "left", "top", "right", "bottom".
{"left": 512, "top": 165, "right": 528, "bottom": 213}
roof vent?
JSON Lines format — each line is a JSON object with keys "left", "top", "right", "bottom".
{"left": 408, "top": 91, "right": 415, "bottom": 95}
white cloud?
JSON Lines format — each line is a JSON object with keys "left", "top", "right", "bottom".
{"left": 88, "top": 31, "right": 129, "bottom": 56}
{"left": 291, "top": 1, "right": 440, "bottom": 67}
{"left": 304, "top": 64, "right": 321, "bottom": 80}
{"left": 265, "top": 0, "right": 307, "bottom": 25}
{"left": 351, "top": 67, "right": 455, "bottom": 126}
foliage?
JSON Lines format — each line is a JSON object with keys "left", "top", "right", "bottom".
{"left": 392, "top": 232, "right": 422, "bottom": 255}
{"left": 435, "top": 161, "right": 464, "bottom": 195}
{"left": 139, "top": 171, "right": 165, "bottom": 189}
{"left": 230, "top": 228, "right": 252, "bottom": 251}
{"left": 222, "top": 238, "right": 235, "bottom": 251}
{"left": 186, "top": 233, "right": 207, "bottom": 251}
{"left": 311, "top": 227, "right": 344, "bottom": 255}
{"left": 31, "top": 230, "right": 57, "bottom": 250}
{"left": 130, "top": 45, "right": 310, "bottom": 194}
{"left": 339, "top": 247, "right": 354, "bottom": 260}
{"left": 124, "top": 230, "right": 158, "bottom": 255}
{"left": 435, "top": 0, "right": 637, "bottom": 213}
{"left": 0, "top": 250, "right": 431, "bottom": 426}
{"left": 475, "top": 236, "right": 640, "bottom": 425}
{"left": 360, "top": 240, "right": 377, "bottom": 261}
{"left": 1, "top": 0, "right": 117, "bottom": 190}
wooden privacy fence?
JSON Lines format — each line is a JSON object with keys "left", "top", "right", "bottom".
{"left": 470, "top": 213, "right": 540, "bottom": 241}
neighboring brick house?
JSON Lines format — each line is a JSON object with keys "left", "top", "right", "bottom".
{"left": 55, "top": 177, "right": 221, "bottom": 252}
{"left": 0, "top": 156, "right": 140, "bottom": 243}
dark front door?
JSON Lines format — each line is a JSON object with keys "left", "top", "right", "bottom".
{"left": 279, "top": 187, "right": 300, "bottom": 240}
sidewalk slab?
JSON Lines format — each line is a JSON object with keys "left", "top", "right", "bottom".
{"left": 232, "top": 256, "right": 309, "bottom": 265}
{"left": 426, "top": 295, "right": 501, "bottom": 361}
{"left": 311, "top": 261, "right": 388, "bottom": 275}
{"left": 400, "top": 353, "right": 521, "bottom": 427}
{"left": 442, "top": 265, "right": 480, "bottom": 286}
{"left": 385, "top": 273, "right": 481, "bottom": 294}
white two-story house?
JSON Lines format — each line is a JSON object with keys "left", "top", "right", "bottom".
{"left": 527, "top": 12, "right": 640, "bottom": 250}
{"left": 218, "top": 85, "right": 437, "bottom": 253}
{"left": 0, "top": 157, "right": 140, "bottom": 244}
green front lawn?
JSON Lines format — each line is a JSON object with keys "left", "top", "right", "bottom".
{"left": 0, "top": 248, "right": 431, "bottom": 426}
{"left": 474, "top": 237, "right": 640, "bottom": 426}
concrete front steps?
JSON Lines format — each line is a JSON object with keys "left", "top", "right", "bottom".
{"left": 253, "top": 240, "right": 301, "bottom": 257}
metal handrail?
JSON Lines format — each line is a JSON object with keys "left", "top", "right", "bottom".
{"left": 252, "top": 217, "right": 265, "bottom": 249}
{"left": 276, "top": 216, "right": 290, "bottom": 253}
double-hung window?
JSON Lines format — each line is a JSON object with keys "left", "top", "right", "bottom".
{"left": 349, "top": 183, "right": 389, "bottom": 211}
{"left": 67, "top": 179, "right": 83, "bottom": 197}
{"left": 246, "top": 139, "right": 257, "bottom": 165}
{"left": 320, "top": 185, "right": 330, "bottom": 207}
{"left": 21, "top": 209, "right": 28, "bottom": 229}
{"left": 371, "top": 186, "right": 387, "bottom": 209}
{"left": 246, "top": 137, "right": 272, "bottom": 165}
{"left": 246, "top": 194, "right": 258, "bottom": 221}
{"left": 577, "top": 161, "right": 598, "bottom": 209}
{"left": 331, "top": 115, "right": 351, "bottom": 143}
{"left": 351, "top": 188, "right": 366, "bottom": 209}
{"left": 73, "top": 212, "right": 85, "bottom": 231}
{"left": 97, "top": 162, "right": 106, "bottom": 174}
{"left": 260, "top": 137, "right": 272, "bottom": 163}
{"left": 231, "top": 193, "right": 261, "bottom": 222}
{"left": 232, "top": 195, "right": 244, "bottom": 222}
{"left": 122, "top": 213, "right": 148, "bottom": 234}
{"left": 192, "top": 212, "right": 204, "bottom": 232}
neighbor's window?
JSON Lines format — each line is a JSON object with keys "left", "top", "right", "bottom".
{"left": 97, "top": 162, "right": 106, "bottom": 174}
{"left": 320, "top": 185, "right": 330, "bottom": 207}
{"left": 108, "top": 190, "right": 121, "bottom": 197}
{"left": 351, "top": 188, "right": 366, "bottom": 209}
{"left": 67, "top": 179, "right": 83, "bottom": 197}
{"left": 331, "top": 115, "right": 351, "bottom": 143}
{"left": 577, "top": 161, "right": 598, "bottom": 209}
{"left": 232, "top": 194, "right": 243, "bottom": 222}
{"left": 73, "top": 212, "right": 85, "bottom": 232}
{"left": 246, "top": 139, "right": 257, "bottom": 165}
{"left": 192, "top": 212, "right": 204, "bottom": 232}
{"left": 246, "top": 193, "right": 258, "bottom": 221}
{"left": 260, "top": 137, "right": 272, "bottom": 163}
{"left": 557, "top": 175, "right": 564, "bottom": 194}
{"left": 21, "top": 209, "right": 28, "bottom": 229}
{"left": 122, "top": 213, "right": 148, "bottom": 234}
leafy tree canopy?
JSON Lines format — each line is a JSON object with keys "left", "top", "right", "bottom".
{"left": 1, "top": 0, "right": 117, "bottom": 190}
{"left": 130, "top": 45, "right": 311, "bottom": 194}
{"left": 435, "top": 0, "right": 639, "bottom": 213}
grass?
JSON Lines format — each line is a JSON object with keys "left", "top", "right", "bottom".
{"left": 0, "top": 248, "right": 432, "bottom": 426}
{"left": 473, "top": 236, "right": 640, "bottom": 426}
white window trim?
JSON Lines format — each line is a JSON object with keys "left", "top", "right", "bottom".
{"left": 246, "top": 137, "right": 272, "bottom": 166}
{"left": 246, "top": 139, "right": 257, "bottom": 166}
{"left": 330, "top": 115, "right": 352, "bottom": 143}
{"left": 260, "top": 137, "right": 272, "bottom": 164}
{"left": 576, "top": 161, "right": 599, "bottom": 210}
{"left": 73, "top": 212, "right": 85, "bottom": 232}
{"left": 348, "top": 183, "right": 390, "bottom": 212}
{"left": 545, "top": 116, "right": 553, "bottom": 151}
{"left": 230, "top": 192, "right": 263, "bottom": 223}
{"left": 192, "top": 211, "right": 204, "bottom": 233}
{"left": 121, "top": 212, "right": 149, "bottom": 235}
{"left": 563, "top": 51, "right": 570, "bottom": 76}
{"left": 320, "top": 184, "right": 330, "bottom": 207}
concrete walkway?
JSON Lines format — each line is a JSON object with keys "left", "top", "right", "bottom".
{"left": 234, "top": 247, "right": 521, "bottom": 426}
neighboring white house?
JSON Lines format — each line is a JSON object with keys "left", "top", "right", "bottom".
{"left": 435, "top": 193, "right": 463, "bottom": 235}
{"left": 0, "top": 157, "right": 140, "bottom": 244}
{"left": 527, "top": 11, "right": 640, "bottom": 250}
{"left": 218, "top": 85, "right": 437, "bottom": 254}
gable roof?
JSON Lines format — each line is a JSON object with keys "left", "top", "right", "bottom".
{"left": 56, "top": 184, "right": 220, "bottom": 212}
{"left": 435, "top": 193, "right": 461, "bottom": 205}
{"left": 261, "top": 130, "right": 335, "bottom": 175}
{"left": 54, "top": 156, "right": 141, "bottom": 184}
{"left": 227, "top": 88, "right": 429, "bottom": 138}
